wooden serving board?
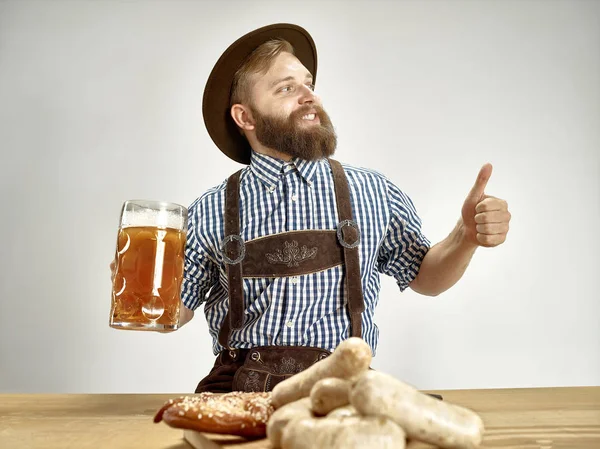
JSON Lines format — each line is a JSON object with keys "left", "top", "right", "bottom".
{"left": 183, "top": 430, "right": 273, "bottom": 449}
{"left": 182, "top": 430, "right": 434, "bottom": 448}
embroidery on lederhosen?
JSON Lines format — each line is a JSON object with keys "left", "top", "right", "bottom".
{"left": 243, "top": 371, "right": 262, "bottom": 392}
{"left": 265, "top": 240, "right": 317, "bottom": 267}
{"left": 276, "top": 357, "right": 306, "bottom": 375}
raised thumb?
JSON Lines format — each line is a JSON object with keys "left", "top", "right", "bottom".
{"left": 467, "top": 163, "right": 493, "bottom": 202}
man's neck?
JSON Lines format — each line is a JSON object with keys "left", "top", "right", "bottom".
{"left": 251, "top": 145, "right": 293, "bottom": 162}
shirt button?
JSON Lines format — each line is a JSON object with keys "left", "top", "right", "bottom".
{"left": 291, "top": 193, "right": 297, "bottom": 201}
{"left": 290, "top": 276, "right": 299, "bottom": 285}
{"left": 286, "top": 320, "right": 293, "bottom": 328}
{"left": 268, "top": 185, "right": 275, "bottom": 193}
{"left": 307, "top": 181, "right": 313, "bottom": 187}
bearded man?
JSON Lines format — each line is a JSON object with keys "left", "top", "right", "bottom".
{"left": 173, "top": 24, "right": 511, "bottom": 393}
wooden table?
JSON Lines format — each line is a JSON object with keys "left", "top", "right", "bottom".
{"left": 1, "top": 387, "right": 599, "bottom": 448}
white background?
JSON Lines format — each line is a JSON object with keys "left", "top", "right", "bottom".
{"left": 1, "top": 0, "right": 598, "bottom": 393}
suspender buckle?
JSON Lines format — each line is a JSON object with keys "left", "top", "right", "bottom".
{"left": 336, "top": 219, "right": 361, "bottom": 249}
{"left": 221, "top": 234, "right": 246, "bottom": 264}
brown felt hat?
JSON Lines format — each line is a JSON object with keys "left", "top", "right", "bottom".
{"left": 202, "top": 23, "right": 318, "bottom": 165}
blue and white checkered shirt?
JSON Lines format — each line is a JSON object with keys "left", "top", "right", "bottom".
{"left": 182, "top": 151, "right": 430, "bottom": 356}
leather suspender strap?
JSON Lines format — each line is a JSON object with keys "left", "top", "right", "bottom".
{"left": 218, "top": 169, "right": 244, "bottom": 349}
{"left": 329, "top": 159, "right": 365, "bottom": 338}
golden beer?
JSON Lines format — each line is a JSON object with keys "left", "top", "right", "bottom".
{"left": 110, "top": 201, "right": 187, "bottom": 331}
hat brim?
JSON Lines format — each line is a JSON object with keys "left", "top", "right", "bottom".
{"left": 202, "top": 23, "right": 318, "bottom": 165}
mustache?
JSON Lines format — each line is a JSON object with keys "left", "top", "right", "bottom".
{"left": 291, "top": 104, "right": 324, "bottom": 121}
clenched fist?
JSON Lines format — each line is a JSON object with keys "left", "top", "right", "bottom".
{"left": 461, "top": 163, "right": 511, "bottom": 248}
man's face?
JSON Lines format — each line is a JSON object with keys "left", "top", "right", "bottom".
{"left": 246, "top": 52, "right": 337, "bottom": 160}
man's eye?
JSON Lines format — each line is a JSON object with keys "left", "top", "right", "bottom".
{"left": 306, "top": 83, "right": 315, "bottom": 91}
{"left": 279, "top": 86, "right": 293, "bottom": 93}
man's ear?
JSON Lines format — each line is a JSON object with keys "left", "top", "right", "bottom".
{"left": 230, "top": 104, "right": 255, "bottom": 131}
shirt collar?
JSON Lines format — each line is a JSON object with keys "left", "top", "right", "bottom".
{"left": 249, "top": 150, "right": 322, "bottom": 188}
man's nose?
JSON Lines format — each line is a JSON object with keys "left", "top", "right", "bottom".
{"left": 298, "top": 85, "right": 316, "bottom": 104}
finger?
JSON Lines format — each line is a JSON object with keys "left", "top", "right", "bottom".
{"left": 475, "top": 197, "right": 508, "bottom": 213}
{"left": 466, "top": 163, "right": 493, "bottom": 202}
{"left": 477, "top": 233, "right": 507, "bottom": 247}
{"left": 476, "top": 223, "right": 509, "bottom": 235}
{"left": 474, "top": 210, "right": 512, "bottom": 224}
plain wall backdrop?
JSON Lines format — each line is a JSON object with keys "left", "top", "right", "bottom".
{"left": 0, "top": 0, "right": 598, "bottom": 393}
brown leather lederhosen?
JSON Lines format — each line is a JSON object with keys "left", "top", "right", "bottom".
{"left": 195, "top": 159, "right": 365, "bottom": 393}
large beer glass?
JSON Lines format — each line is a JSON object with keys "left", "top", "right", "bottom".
{"left": 110, "top": 200, "right": 187, "bottom": 331}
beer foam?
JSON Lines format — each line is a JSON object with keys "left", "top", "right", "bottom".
{"left": 121, "top": 206, "right": 187, "bottom": 230}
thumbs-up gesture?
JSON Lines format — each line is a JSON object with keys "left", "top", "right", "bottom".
{"left": 461, "top": 163, "right": 511, "bottom": 247}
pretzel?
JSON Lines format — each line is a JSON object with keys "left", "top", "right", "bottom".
{"left": 153, "top": 392, "right": 274, "bottom": 438}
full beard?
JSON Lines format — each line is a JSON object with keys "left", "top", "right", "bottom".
{"left": 250, "top": 104, "right": 337, "bottom": 161}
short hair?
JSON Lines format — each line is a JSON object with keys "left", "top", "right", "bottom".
{"left": 230, "top": 38, "right": 295, "bottom": 107}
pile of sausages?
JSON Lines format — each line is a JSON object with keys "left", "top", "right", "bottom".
{"left": 267, "top": 337, "right": 484, "bottom": 449}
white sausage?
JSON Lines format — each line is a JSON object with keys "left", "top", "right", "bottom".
{"left": 272, "top": 337, "right": 372, "bottom": 409}
{"left": 326, "top": 404, "right": 358, "bottom": 418}
{"left": 350, "top": 371, "right": 484, "bottom": 449}
{"left": 310, "top": 378, "right": 351, "bottom": 416}
{"left": 266, "top": 397, "right": 313, "bottom": 449}
{"left": 281, "top": 415, "right": 406, "bottom": 449}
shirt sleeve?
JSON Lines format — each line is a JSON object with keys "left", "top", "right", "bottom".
{"left": 181, "top": 198, "right": 219, "bottom": 311}
{"left": 377, "top": 178, "right": 431, "bottom": 292}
